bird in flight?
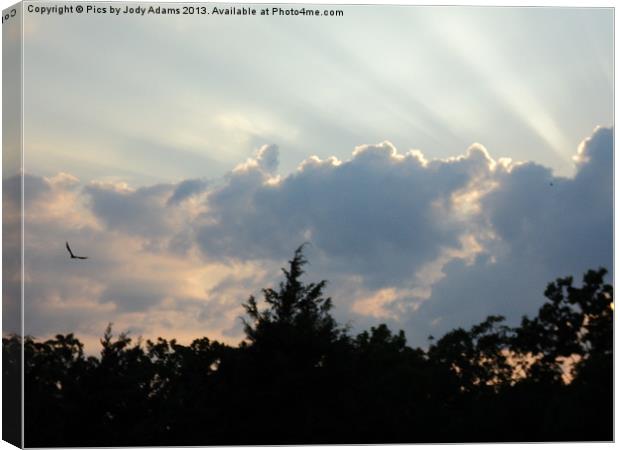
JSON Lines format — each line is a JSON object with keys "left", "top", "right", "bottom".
{"left": 65, "top": 242, "right": 88, "bottom": 260}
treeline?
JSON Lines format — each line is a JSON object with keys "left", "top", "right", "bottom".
{"left": 3, "top": 247, "right": 613, "bottom": 446}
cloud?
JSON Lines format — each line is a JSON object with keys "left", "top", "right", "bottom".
{"left": 252, "top": 144, "right": 280, "bottom": 175}
{"left": 399, "top": 126, "right": 613, "bottom": 343}
{"left": 18, "top": 127, "right": 613, "bottom": 352}
{"left": 195, "top": 140, "right": 497, "bottom": 291}
{"left": 483, "top": 126, "right": 612, "bottom": 272}
{"left": 84, "top": 182, "right": 174, "bottom": 237}
{"left": 192, "top": 127, "right": 613, "bottom": 341}
{"left": 167, "top": 178, "right": 209, "bottom": 206}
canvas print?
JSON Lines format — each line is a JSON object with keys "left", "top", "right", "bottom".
{"left": 2, "top": 2, "right": 614, "bottom": 447}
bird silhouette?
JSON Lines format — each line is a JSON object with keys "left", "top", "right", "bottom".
{"left": 66, "top": 242, "right": 88, "bottom": 260}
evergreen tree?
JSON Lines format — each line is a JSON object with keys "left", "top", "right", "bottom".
{"left": 241, "top": 244, "right": 344, "bottom": 368}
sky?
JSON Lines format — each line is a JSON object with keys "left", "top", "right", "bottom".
{"left": 6, "top": 4, "right": 613, "bottom": 352}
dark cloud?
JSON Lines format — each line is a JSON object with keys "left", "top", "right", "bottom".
{"left": 3, "top": 172, "right": 53, "bottom": 213}
{"left": 484, "top": 126, "right": 612, "bottom": 275}
{"left": 84, "top": 183, "right": 174, "bottom": 237}
{"left": 167, "top": 178, "right": 209, "bottom": 206}
{"left": 400, "top": 127, "right": 613, "bottom": 344}
{"left": 195, "top": 141, "right": 495, "bottom": 289}
{"left": 18, "top": 128, "right": 613, "bottom": 349}
{"left": 101, "top": 281, "right": 166, "bottom": 313}
{"left": 191, "top": 128, "right": 612, "bottom": 345}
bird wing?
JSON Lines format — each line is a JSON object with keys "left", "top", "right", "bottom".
{"left": 65, "top": 242, "right": 75, "bottom": 257}
{"left": 76, "top": 256, "right": 88, "bottom": 260}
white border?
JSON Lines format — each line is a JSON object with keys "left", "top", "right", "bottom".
{"left": 0, "top": 1, "right": 616, "bottom": 449}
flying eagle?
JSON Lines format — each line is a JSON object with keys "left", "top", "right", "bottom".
{"left": 65, "top": 242, "right": 88, "bottom": 260}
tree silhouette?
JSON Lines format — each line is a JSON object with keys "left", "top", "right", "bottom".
{"left": 236, "top": 245, "right": 353, "bottom": 443}
{"left": 11, "top": 248, "right": 613, "bottom": 446}
{"left": 3, "top": 334, "right": 22, "bottom": 447}
{"left": 512, "top": 267, "right": 613, "bottom": 384}
{"left": 241, "top": 244, "right": 345, "bottom": 369}
{"left": 428, "top": 315, "right": 513, "bottom": 393}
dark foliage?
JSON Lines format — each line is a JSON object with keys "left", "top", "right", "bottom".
{"left": 5, "top": 246, "right": 613, "bottom": 446}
